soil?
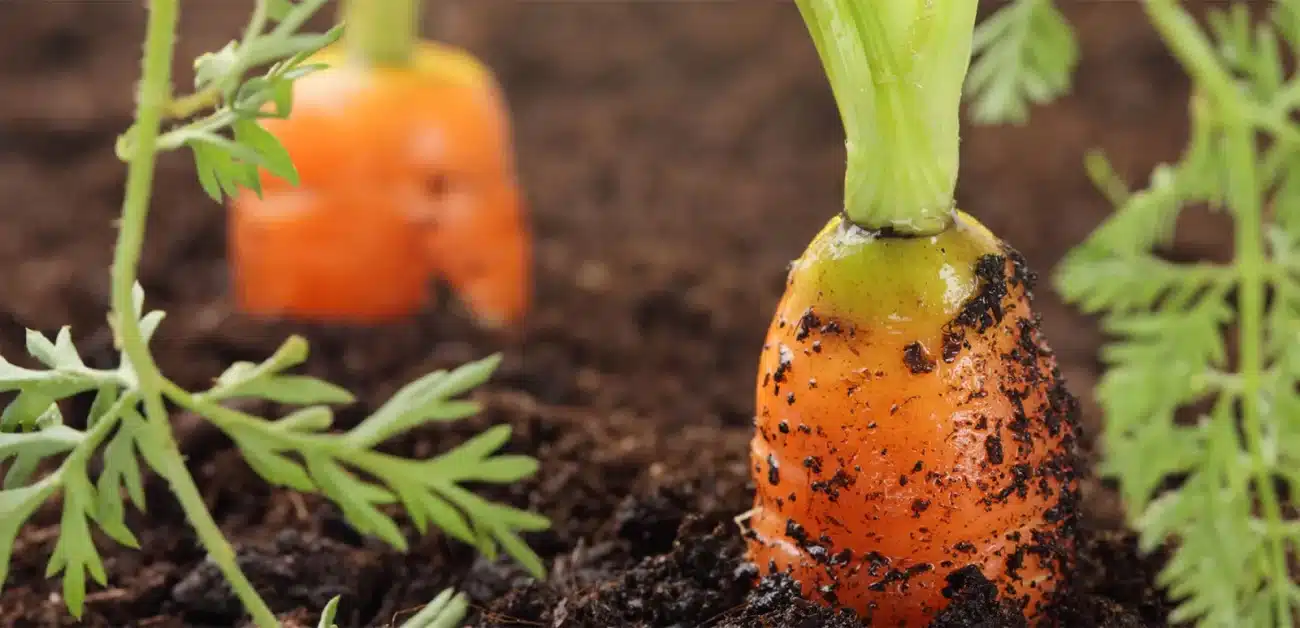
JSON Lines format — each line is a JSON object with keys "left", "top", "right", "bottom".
{"left": 0, "top": 1, "right": 1225, "bottom": 627}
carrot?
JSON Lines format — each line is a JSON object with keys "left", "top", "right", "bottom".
{"left": 228, "top": 0, "right": 529, "bottom": 327}
{"left": 743, "top": 2, "right": 1082, "bottom": 625}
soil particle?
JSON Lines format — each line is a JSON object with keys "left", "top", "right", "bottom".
{"left": 903, "top": 341, "right": 937, "bottom": 374}
{"left": 952, "top": 255, "right": 1010, "bottom": 333}
{"left": 483, "top": 519, "right": 754, "bottom": 626}
{"left": 725, "top": 572, "right": 866, "bottom": 628}
{"left": 930, "top": 565, "right": 1029, "bottom": 628}
{"left": 613, "top": 490, "right": 688, "bottom": 558}
{"left": 795, "top": 307, "right": 821, "bottom": 342}
{"left": 985, "top": 433, "right": 1005, "bottom": 466}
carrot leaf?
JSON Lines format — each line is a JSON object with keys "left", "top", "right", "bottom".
{"left": 164, "top": 352, "right": 548, "bottom": 579}
{"left": 965, "top": 0, "right": 1078, "bottom": 125}
{"left": 266, "top": 0, "right": 297, "bottom": 23}
{"left": 1054, "top": 1, "right": 1300, "bottom": 624}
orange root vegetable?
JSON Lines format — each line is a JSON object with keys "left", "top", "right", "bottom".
{"left": 746, "top": 212, "right": 1081, "bottom": 625}
{"left": 228, "top": 0, "right": 529, "bottom": 327}
{"left": 742, "top": 4, "right": 1083, "bottom": 623}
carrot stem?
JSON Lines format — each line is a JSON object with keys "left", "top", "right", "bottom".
{"left": 795, "top": 0, "right": 979, "bottom": 236}
{"left": 341, "top": 0, "right": 421, "bottom": 67}
{"left": 112, "top": 1, "right": 282, "bottom": 625}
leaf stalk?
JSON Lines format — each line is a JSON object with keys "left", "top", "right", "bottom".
{"left": 341, "top": 0, "right": 421, "bottom": 68}
{"left": 110, "top": 0, "right": 279, "bottom": 625}
{"left": 794, "top": 0, "right": 979, "bottom": 235}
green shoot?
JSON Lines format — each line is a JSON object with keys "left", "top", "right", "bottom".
{"left": 794, "top": 0, "right": 1083, "bottom": 233}
{"left": 0, "top": 0, "right": 547, "bottom": 626}
{"left": 1053, "top": 1, "right": 1300, "bottom": 625}
{"left": 965, "top": 0, "right": 1079, "bottom": 125}
{"left": 794, "top": 0, "right": 980, "bottom": 236}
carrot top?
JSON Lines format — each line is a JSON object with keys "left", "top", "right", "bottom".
{"left": 795, "top": 0, "right": 978, "bottom": 236}
{"left": 340, "top": 0, "right": 421, "bottom": 67}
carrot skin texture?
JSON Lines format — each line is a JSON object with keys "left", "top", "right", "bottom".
{"left": 747, "top": 211, "right": 1081, "bottom": 625}
{"left": 228, "top": 41, "right": 530, "bottom": 326}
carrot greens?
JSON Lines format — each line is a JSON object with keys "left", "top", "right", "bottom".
{"left": 1054, "top": 2, "right": 1300, "bottom": 624}
{"left": 796, "top": 0, "right": 979, "bottom": 235}
{"left": 965, "top": 0, "right": 1079, "bottom": 125}
{"left": 0, "top": 1, "right": 546, "bottom": 626}
{"left": 340, "top": 0, "right": 420, "bottom": 67}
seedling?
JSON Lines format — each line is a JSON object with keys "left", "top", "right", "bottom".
{"left": 0, "top": 1, "right": 547, "bottom": 626}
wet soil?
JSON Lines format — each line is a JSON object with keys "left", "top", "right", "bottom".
{"left": 0, "top": 1, "right": 1219, "bottom": 626}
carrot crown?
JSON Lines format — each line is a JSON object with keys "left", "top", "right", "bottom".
{"left": 341, "top": 0, "right": 421, "bottom": 67}
{"left": 796, "top": 0, "right": 979, "bottom": 236}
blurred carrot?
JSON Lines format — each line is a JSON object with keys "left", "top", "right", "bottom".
{"left": 743, "top": 2, "right": 1082, "bottom": 624}
{"left": 228, "top": 0, "right": 529, "bottom": 327}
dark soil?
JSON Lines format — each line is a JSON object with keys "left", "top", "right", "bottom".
{"left": 0, "top": 1, "right": 1219, "bottom": 626}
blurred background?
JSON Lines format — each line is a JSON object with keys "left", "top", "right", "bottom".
{"left": 0, "top": 0, "right": 1218, "bottom": 426}
{"left": 0, "top": 0, "right": 1222, "bottom": 625}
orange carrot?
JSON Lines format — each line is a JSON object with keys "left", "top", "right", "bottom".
{"left": 747, "top": 213, "right": 1081, "bottom": 625}
{"left": 228, "top": 0, "right": 529, "bottom": 327}
{"left": 742, "top": 2, "right": 1081, "bottom": 624}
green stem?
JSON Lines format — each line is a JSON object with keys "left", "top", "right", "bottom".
{"left": 112, "top": 1, "right": 278, "bottom": 626}
{"left": 1226, "top": 122, "right": 1293, "bottom": 628}
{"left": 111, "top": 0, "right": 171, "bottom": 438}
{"left": 795, "top": 0, "right": 979, "bottom": 235}
{"left": 340, "top": 0, "right": 421, "bottom": 67}
{"left": 156, "top": 443, "right": 278, "bottom": 621}
{"left": 60, "top": 395, "right": 133, "bottom": 469}
{"left": 162, "top": 378, "right": 457, "bottom": 493}
{"left": 1226, "top": 118, "right": 1293, "bottom": 628}
{"left": 1143, "top": 3, "right": 1292, "bottom": 623}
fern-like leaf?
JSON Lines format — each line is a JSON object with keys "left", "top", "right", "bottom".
{"left": 1057, "top": 1, "right": 1300, "bottom": 624}
{"left": 966, "top": 0, "right": 1078, "bottom": 125}
{"left": 193, "top": 354, "right": 550, "bottom": 580}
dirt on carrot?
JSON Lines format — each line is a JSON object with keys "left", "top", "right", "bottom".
{"left": 0, "top": 0, "right": 1209, "bottom": 626}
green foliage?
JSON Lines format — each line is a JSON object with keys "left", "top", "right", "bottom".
{"left": 0, "top": 286, "right": 545, "bottom": 617}
{"left": 0, "top": 0, "right": 547, "bottom": 625}
{"left": 182, "top": 345, "right": 548, "bottom": 576}
{"left": 0, "top": 291, "right": 165, "bottom": 614}
{"left": 117, "top": 0, "right": 343, "bottom": 203}
{"left": 965, "top": 0, "right": 1079, "bottom": 125}
{"left": 1053, "top": 1, "right": 1300, "bottom": 625}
